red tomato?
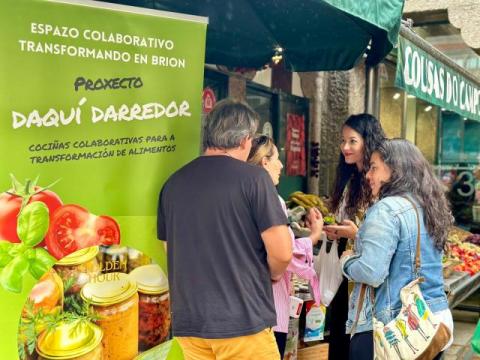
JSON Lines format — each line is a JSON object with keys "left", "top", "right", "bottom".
{"left": 46, "top": 204, "right": 120, "bottom": 259}
{"left": 0, "top": 187, "right": 62, "bottom": 244}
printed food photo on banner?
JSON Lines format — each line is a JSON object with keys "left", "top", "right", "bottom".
{"left": 0, "top": 175, "right": 122, "bottom": 295}
{"left": 17, "top": 245, "right": 171, "bottom": 360}
{"left": 0, "top": 0, "right": 206, "bottom": 358}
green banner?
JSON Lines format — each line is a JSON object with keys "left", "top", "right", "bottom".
{"left": 0, "top": 0, "right": 206, "bottom": 358}
{"left": 395, "top": 36, "right": 480, "bottom": 121}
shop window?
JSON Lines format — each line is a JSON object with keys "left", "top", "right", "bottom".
{"left": 415, "top": 99, "right": 438, "bottom": 164}
{"left": 464, "top": 120, "right": 480, "bottom": 163}
{"left": 246, "top": 83, "right": 309, "bottom": 198}
{"left": 246, "top": 85, "right": 275, "bottom": 137}
{"left": 380, "top": 62, "right": 439, "bottom": 163}
{"left": 439, "top": 112, "right": 475, "bottom": 164}
{"left": 441, "top": 113, "right": 462, "bottom": 162}
{"left": 380, "top": 62, "right": 403, "bottom": 138}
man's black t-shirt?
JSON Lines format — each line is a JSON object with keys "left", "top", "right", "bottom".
{"left": 157, "top": 155, "right": 287, "bottom": 338}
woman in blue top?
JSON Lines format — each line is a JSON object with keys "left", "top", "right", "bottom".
{"left": 341, "top": 139, "right": 454, "bottom": 360}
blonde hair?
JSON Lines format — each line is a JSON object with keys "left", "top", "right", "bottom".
{"left": 247, "top": 135, "right": 276, "bottom": 166}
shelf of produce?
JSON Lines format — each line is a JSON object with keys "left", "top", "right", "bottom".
{"left": 445, "top": 271, "right": 480, "bottom": 309}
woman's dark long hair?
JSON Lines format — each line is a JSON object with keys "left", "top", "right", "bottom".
{"left": 330, "top": 114, "right": 386, "bottom": 218}
{"left": 376, "top": 139, "right": 454, "bottom": 250}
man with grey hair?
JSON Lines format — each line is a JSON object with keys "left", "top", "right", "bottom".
{"left": 157, "top": 99, "right": 292, "bottom": 359}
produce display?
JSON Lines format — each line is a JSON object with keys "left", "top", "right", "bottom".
{"left": 465, "top": 233, "right": 480, "bottom": 246}
{"left": 446, "top": 230, "right": 480, "bottom": 276}
{"left": 0, "top": 176, "right": 121, "bottom": 294}
{"left": 448, "top": 226, "right": 472, "bottom": 242}
{"left": 450, "top": 243, "right": 480, "bottom": 276}
{"left": 287, "top": 191, "right": 330, "bottom": 215}
{"left": 17, "top": 246, "right": 171, "bottom": 360}
{"left": 286, "top": 192, "right": 334, "bottom": 237}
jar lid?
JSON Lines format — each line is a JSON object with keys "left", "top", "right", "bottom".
{"left": 103, "top": 245, "right": 128, "bottom": 255}
{"left": 36, "top": 320, "right": 102, "bottom": 359}
{"left": 128, "top": 264, "right": 168, "bottom": 295}
{"left": 55, "top": 246, "right": 99, "bottom": 266}
{"left": 81, "top": 272, "right": 137, "bottom": 306}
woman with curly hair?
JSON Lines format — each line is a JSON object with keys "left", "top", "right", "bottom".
{"left": 323, "top": 114, "right": 386, "bottom": 360}
{"left": 341, "top": 139, "right": 454, "bottom": 359}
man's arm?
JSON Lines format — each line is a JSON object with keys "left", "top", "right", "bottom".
{"left": 262, "top": 225, "right": 292, "bottom": 281}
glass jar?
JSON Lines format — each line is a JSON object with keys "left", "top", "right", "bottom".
{"left": 27, "top": 269, "right": 64, "bottom": 315}
{"left": 54, "top": 246, "right": 101, "bottom": 295}
{"left": 127, "top": 248, "right": 151, "bottom": 273}
{"left": 36, "top": 320, "right": 103, "bottom": 360}
{"left": 81, "top": 272, "right": 138, "bottom": 360}
{"left": 19, "top": 270, "right": 65, "bottom": 359}
{"left": 102, "top": 246, "right": 128, "bottom": 273}
{"left": 128, "top": 264, "right": 170, "bottom": 351}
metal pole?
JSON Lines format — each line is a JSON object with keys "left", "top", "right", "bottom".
{"left": 365, "top": 65, "right": 380, "bottom": 118}
{"left": 402, "top": 92, "right": 408, "bottom": 139}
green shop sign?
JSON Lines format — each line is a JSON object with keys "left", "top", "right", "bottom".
{"left": 396, "top": 36, "right": 480, "bottom": 121}
{"left": 0, "top": 0, "right": 206, "bottom": 358}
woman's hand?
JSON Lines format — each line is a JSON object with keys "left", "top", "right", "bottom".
{"left": 340, "top": 249, "right": 354, "bottom": 260}
{"left": 305, "top": 208, "right": 323, "bottom": 246}
{"left": 324, "top": 220, "right": 358, "bottom": 240}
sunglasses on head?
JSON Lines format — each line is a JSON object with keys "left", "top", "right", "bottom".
{"left": 252, "top": 135, "right": 269, "bottom": 147}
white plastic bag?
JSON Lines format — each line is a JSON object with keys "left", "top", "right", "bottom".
{"left": 314, "top": 236, "right": 344, "bottom": 307}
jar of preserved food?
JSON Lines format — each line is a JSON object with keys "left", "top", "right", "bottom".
{"left": 54, "top": 246, "right": 101, "bottom": 295}
{"left": 127, "top": 248, "right": 151, "bottom": 273}
{"left": 128, "top": 264, "right": 170, "bottom": 351}
{"left": 36, "top": 320, "right": 103, "bottom": 360}
{"left": 27, "top": 269, "right": 64, "bottom": 315}
{"left": 102, "top": 246, "right": 128, "bottom": 273}
{"left": 81, "top": 272, "right": 138, "bottom": 360}
{"left": 19, "top": 270, "right": 65, "bottom": 359}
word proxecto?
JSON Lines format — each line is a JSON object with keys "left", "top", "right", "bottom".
{"left": 74, "top": 76, "right": 143, "bottom": 91}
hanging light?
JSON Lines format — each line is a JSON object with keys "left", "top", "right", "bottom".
{"left": 424, "top": 106, "right": 432, "bottom": 112}
{"left": 272, "top": 46, "right": 283, "bottom": 65}
{"left": 392, "top": 93, "right": 401, "bottom": 100}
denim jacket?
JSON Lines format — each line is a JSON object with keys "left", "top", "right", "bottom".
{"left": 341, "top": 195, "right": 448, "bottom": 335}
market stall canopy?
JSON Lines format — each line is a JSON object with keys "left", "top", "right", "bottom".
{"left": 105, "top": 0, "right": 405, "bottom": 71}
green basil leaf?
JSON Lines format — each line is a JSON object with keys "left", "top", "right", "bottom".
{"left": 0, "top": 254, "right": 29, "bottom": 293}
{"left": 17, "top": 202, "right": 50, "bottom": 247}
{"left": 7, "top": 243, "right": 24, "bottom": 257}
{"left": 29, "top": 248, "right": 56, "bottom": 280}
{"left": 24, "top": 248, "right": 35, "bottom": 260}
{"left": 0, "top": 241, "right": 14, "bottom": 268}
